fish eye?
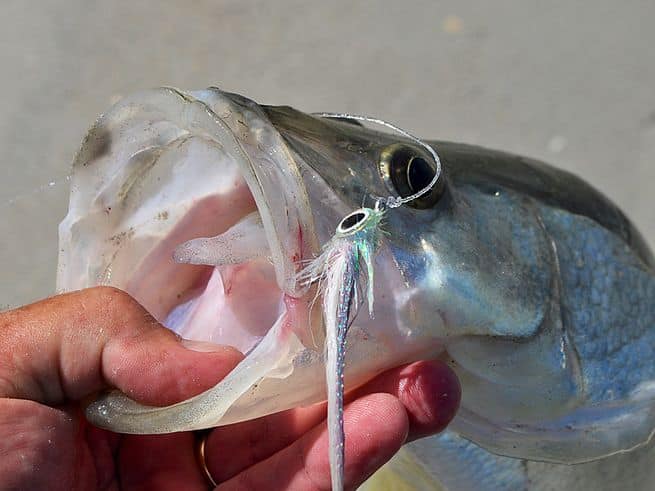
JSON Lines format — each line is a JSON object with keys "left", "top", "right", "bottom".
{"left": 406, "top": 155, "right": 433, "bottom": 192}
{"left": 378, "top": 143, "right": 445, "bottom": 209}
{"left": 337, "top": 209, "right": 369, "bottom": 233}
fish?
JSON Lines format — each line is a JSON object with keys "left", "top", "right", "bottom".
{"left": 56, "top": 87, "right": 655, "bottom": 490}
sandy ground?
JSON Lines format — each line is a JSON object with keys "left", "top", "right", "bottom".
{"left": 0, "top": 1, "right": 653, "bottom": 308}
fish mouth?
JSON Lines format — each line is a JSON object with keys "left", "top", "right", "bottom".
{"left": 58, "top": 87, "right": 330, "bottom": 432}
{"left": 149, "top": 88, "right": 320, "bottom": 354}
{"left": 57, "top": 85, "right": 323, "bottom": 360}
{"left": 62, "top": 87, "right": 440, "bottom": 433}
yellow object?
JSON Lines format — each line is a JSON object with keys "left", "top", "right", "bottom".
{"left": 359, "top": 449, "right": 445, "bottom": 491}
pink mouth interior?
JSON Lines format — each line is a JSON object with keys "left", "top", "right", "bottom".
{"left": 165, "top": 259, "right": 283, "bottom": 352}
{"left": 124, "top": 173, "right": 291, "bottom": 354}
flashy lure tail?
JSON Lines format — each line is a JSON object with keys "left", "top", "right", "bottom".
{"left": 299, "top": 206, "right": 384, "bottom": 491}
{"left": 324, "top": 245, "right": 357, "bottom": 491}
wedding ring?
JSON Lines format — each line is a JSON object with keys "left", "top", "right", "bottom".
{"left": 195, "top": 430, "right": 218, "bottom": 488}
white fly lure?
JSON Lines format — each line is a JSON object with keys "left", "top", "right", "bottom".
{"left": 299, "top": 113, "right": 443, "bottom": 491}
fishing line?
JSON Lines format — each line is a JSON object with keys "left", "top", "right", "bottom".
{"left": 0, "top": 174, "right": 71, "bottom": 208}
{"left": 312, "top": 112, "right": 442, "bottom": 208}
{"left": 300, "top": 113, "right": 443, "bottom": 491}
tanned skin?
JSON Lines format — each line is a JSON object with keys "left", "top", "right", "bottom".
{"left": 0, "top": 287, "right": 460, "bottom": 491}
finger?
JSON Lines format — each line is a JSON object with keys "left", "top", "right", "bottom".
{"left": 204, "top": 359, "right": 459, "bottom": 482}
{"left": 0, "top": 287, "right": 243, "bottom": 405}
{"left": 118, "top": 433, "right": 207, "bottom": 491}
{"left": 348, "top": 359, "right": 460, "bottom": 441}
{"left": 205, "top": 403, "right": 327, "bottom": 482}
{"left": 217, "top": 393, "right": 408, "bottom": 491}
{"left": 0, "top": 398, "right": 96, "bottom": 491}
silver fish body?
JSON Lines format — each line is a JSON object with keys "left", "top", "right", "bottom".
{"left": 268, "top": 105, "right": 655, "bottom": 489}
{"left": 57, "top": 88, "right": 655, "bottom": 490}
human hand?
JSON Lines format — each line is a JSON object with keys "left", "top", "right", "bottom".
{"left": 0, "top": 287, "right": 460, "bottom": 490}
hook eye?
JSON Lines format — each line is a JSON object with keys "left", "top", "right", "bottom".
{"left": 337, "top": 209, "right": 370, "bottom": 234}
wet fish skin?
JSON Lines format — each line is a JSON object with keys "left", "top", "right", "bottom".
{"left": 265, "top": 105, "right": 655, "bottom": 489}
{"left": 57, "top": 88, "right": 655, "bottom": 490}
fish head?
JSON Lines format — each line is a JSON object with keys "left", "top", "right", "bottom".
{"left": 60, "top": 87, "right": 449, "bottom": 434}
{"left": 60, "top": 88, "right": 655, "bottom": 466}
{"left": 265, "top": 105, "right": 575, "bottom": 437}
{"left": 276, "top": 108, "right": 655, "bottom": 465}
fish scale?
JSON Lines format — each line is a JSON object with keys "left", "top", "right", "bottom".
{"left": 538, "top": 205, "right": 655, "bottom": 403}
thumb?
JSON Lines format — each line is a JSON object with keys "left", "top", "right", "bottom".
{"left": 0, "top": 286, "right": 242, "bottom": 406}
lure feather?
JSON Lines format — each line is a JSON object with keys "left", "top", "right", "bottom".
{"left": 298, "top": 206, "right": 384, "bottom": 491}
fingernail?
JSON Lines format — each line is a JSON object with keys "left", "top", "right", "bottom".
{"left": 181, "top": 338, "right": 226, "bottom": 353}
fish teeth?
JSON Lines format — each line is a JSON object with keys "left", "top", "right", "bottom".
{"left": 173, "top": 211, "right": 270, "bottom": 266}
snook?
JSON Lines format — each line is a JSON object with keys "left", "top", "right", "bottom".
{"left": 57, "top": 88, "right": 655, "bottom": 490}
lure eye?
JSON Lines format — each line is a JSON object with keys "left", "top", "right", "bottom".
{"left": 378, "top": 143, "right": 445, "bottom": 209}
{"left": 337, "top": 209, "right": 369, "bottom": 234}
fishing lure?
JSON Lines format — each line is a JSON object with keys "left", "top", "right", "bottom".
{"left": 299, "top": 113, "right": 443, "bottom": 491}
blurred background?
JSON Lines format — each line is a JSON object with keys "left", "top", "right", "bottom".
{"left": 0, "top": 0, "right": 653, "bottom": 308}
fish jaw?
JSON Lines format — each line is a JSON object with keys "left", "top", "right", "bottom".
{"left": 58, "top": 87, "right": 441, "bottom": 433}
{"left": 56, "top": 86, "right": 321, "bottom": 432}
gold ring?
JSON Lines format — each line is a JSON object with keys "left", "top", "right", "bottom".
{"left": 195, "top": 430, "right": 218, "bottom": 488}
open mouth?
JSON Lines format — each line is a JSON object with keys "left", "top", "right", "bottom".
{"left": 57, "top": 88, "right": 337, "bottom": 432}
{"left": 119, "top": 88, "right": 320, "bottom": 354}
{"left": 58, "top": 86, "right": 319, "bottom": 355}
{"left": 167, "top": 209, "right": 286, "bottom": 354}
{"left": 158, "top": 162, "right": 312, "bottom": 355}
{"left": 61, "top": 87, "right": 436, "bottom": 433}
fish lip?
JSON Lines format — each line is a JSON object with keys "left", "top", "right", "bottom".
{"left": 192, "top": 88, "right": 320, "bottom": 298}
